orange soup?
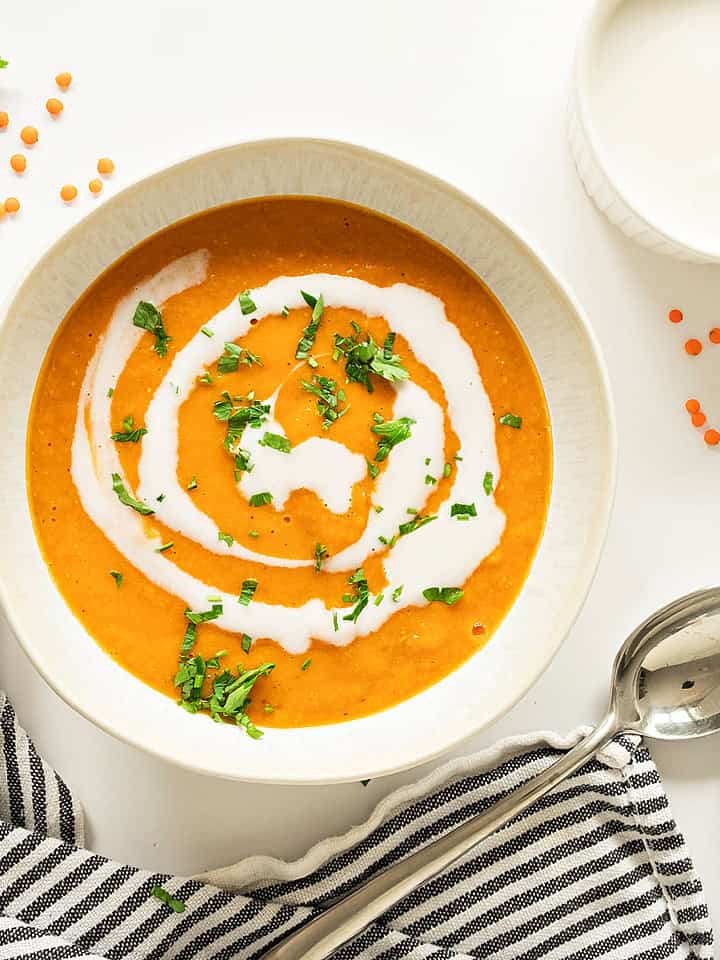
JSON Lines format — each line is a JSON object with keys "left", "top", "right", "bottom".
{"left": 27, "top": 197, "right": 552, "bottom": 736}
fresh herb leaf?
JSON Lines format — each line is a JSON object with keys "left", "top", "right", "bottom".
{"left": 199, "top": 372, "right": 214, "bottom": 385}
{"left": 374, "top": 593, "right": 384, "bottom": 606}
{"left": 187, "top": 476, "right": 198, "bottom": 491}
{"left": 241, "top": 633, "right": 252, "bottom": 654}
{"left": 332, "top": 610, "right": 339, "bottom": 631}
{"left": 483, "top": 471, "right": 494, "bottom": 495}
{"left": 367, "top": 460, "right": 379, "bottom": 479}
{"left": 371, "top": 417, "right": 415, "bottom": 462}
{"left": 301, "top": 658, "right": 311, "bottom": 671}
{"left": 314, "top": 542, "right": 328, "bottom": 572}
{"left": 185, "top": 603, "right": 223, "bottom": 625}
{"left": 151, "top": 886, "right": 186, "bottom": 913}
{"left": 301, "top": 374, "right": 349, "bottom": 430}
{"left": 260, "top": 432, "right": 291, "bottom": 454}
{"left": 238, "top": 578, "right": 258, "bottom": 605}
{"left": 499, "top": 412, "right": 522, "bottom": 429}
{"left": 296, "top": 292, "right": 324, "bottom": 359}
{"left": 248, "top": 530, "right": 259, "bottom": 538}
{"left": 450, "top": 502, "right": 477, "bottom": 519}
{"left": 156, "top": 493, "right": 166, "bottom": 502}
{"left": 398, "top": 514, "right": 437, "bottom": 536}
{"left": 264, "top": 703, "right": 275, "bottom": 713}
{"left": 156, "top": 541, "right": 174, "bottom": 553}
{"left": 110, "top": 570, "right": 123, "bottom": 587}
{"left": 392, "top": 585, "right": 403, "bottom": 602}
{"left": 111, "top": 414, "right": 148, "bottom": 443}
{"left": 0, "top": 60, "right": 9, "bottom": 70}
{"left": 422, "top": 586, "right": 464, "bottom": 605}
{"left": 342, "top": 568, "right": 370, "bottom": 623}
{"left": 281, "top": 305, "right": 289, "bottom": 318}
{"left": 218, "top": 341, "right": 263, "bottom": 373}
{"left": 238, "top": 290, "right": 257, "bottom": 315}
{"left": 111, "top": 473, "right": 154, "bottom": 516}
{"left": 249, "top": 491, "right": 272, "bottom": 507}
{"left": 132, "top": 301, "right": 171, "bottom": 357}
{"left": 107, "top": 387, "right": 114, "bottom": 398}
{"left": 218, "top": 531, "right": 234, "bottom": 547}
{"left": 443, "top": 462, "right": 452, "bottom": 478}
{"left": 201, "top": 326, "right": 214, "bottom": 338}
{"left": 424, "top": 474, "right": 436, "bottom": 485}
{"left": 333, "top": 326, "right": 409, "bottom": 392}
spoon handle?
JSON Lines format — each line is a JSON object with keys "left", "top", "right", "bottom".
{"left": 260, "top": 713, "right": 621, "bottom": 960}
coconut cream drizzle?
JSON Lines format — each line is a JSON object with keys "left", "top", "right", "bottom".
{"left": 72, "top": 261, "right": 505, "bottom": 654}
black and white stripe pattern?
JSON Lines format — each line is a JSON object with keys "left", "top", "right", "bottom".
{"left": 0, "top": 693, "right": 713, "bottom": 959}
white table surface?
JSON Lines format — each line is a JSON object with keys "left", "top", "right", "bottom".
{"left": 1, "top": 0, "right": 718, "bottom": 935}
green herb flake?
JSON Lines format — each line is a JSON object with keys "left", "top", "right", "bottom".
{"left": 111, "top": 473, "right": 155, "bottom": 516}
{"left": 201, "top": 326, "right": 214, "bottom": 338}
{"left": 333, "top": 326, "right": 409, "bottom": 392}
{"left": 132, "top": 301, "right": 171, "bottom": 357}
{"left": 342, "top": 568, "right": 370, "bottom": 623}
{"left": 187, "top": 476, "right": 198, "bottom": 491}
{"left": 422, "top": 586, "right": 464, "bottom": 605}
{"left": 241, "top": 633, "right": 252, "bottom": 654}
{"left": 367, "top": 460, "right": 379, "bottom": 479}
{"left": 260, "top": 432, "right": 292, "bottom": 454}
{"left": 238, "top": 290, "right": 257, "bottom": 315}
{"left": 238, "top": 578, "right": 258, "bottom": 605}
{"left": 374, "top": 592, "right": 384, "bottom": 607}
{"left": 198, "top": 372, "right": 214, "bottom": 385}
{"left": 374, "top": 505, "right": 384, "bottom": 514}
{"left": 332, "top": 610, "right": 339, "bottom": 632}
{"left": 109, "top": 570, "right": 123, "bottom": 588}
{"left": 218, "top": 531, "right": 234, "bottom": 547}
{"left": 218, "top": 341, "right": 263, "bottom": 374}
{"left": 110, "top": 414, "right": 148, "bottom": 443}
{"left": 249, "top": 491, "right": 273, "bottom": 507}
{"left": 443, "top": 462, "right": 452, "bottom": 478}
{"left": 499, "top": 412, "right": 522, "bottom": 429}
{"left": 151, "top": 886, "right": 186, "bottom": 914}
{"left": 107, "top": 387, "right": 114, "bottom": 398}
{"left": 264, "top": 703, "right": 275, "bottom": 713}
{"left": 185, "top": 603, "right": 223, "bottom": 625}
{"left": 296, "top": 291, "right": 324, "bottom": 359}
{"left": 156, "top": 541, "right": 174, "bottom": 553}
{"left": 392, "top": 585, "right": 403, "bottom": 602}
{"left": 483, "top": 471, "right": 494, "bottom": 495}
{"left": 450, "top": 502, "right": 477, "bottom": 520}
{"left": 372, "top": 417, "right": 415, "bottom": 462}
{"left": 314, "top": 542, "right": 328, "bottom": 572}
{"left": 302, "top": 374, "right": 349, "bottom": 430}
{"left": 424, "top": 474, "right": 436, "bottom": 485}
{"left": 301, "top": 657, "right": 311, "bottom": 671}
{"left": 281, "top": 305, "right": 289, "bottom": 318}
{"left": 398, "top": 514, "right": 437, "bottom": 537}
{"left": 248, "top": 530, "right": 259, "bottom": 538}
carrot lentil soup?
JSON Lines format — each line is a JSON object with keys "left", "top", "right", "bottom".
{"left": 27, "top": 197, "right": 552, "bottom": 736}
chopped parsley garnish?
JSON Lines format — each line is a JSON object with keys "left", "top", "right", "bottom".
{"left": 332, "top": 326, "right": 409, "bottom": 392}
{"left": 249, "top": 491, "right": 273, "bottom": 507}
{"left": 281, "top": 305, "right": 289, "bottom": 318}
{"left": 201, "top": 326, "right": 214, "bottom": 338}
{"left": 499, "top": 412, "right": 522, "bottom": 429}
{"left": 301, "top": 375, "right": 349, "bottom": 429}
{"left": 367, "top": 460, "right": 379, "bottom": 479}
{"left": 443, "top": 462, "right": 452, "bottom": 478}
{"left": 332, "top": 610, "right": 339, "bottom": 631}
{"left": 110, "top": 414, "right": 147, "bottom": 443}
{"left": 248, "top": 530, "right": 259, "bottom": 538}
{"left": 218, "top": 341, "right": 263, "bottom": 373}
{"left": 483, "top": 471, "right": 494, "bottom": 495}
{"left": 241, "top": 633, "right": 252, "bottom": 654}
{"left": 371, "top": 417, "right": 415, "bottom": 462}
{"left": 301, "top": 658, "right": 311, "bottom": 671}
{"left": 132, "top": 301, "right": 171, "bottom": 357}
{"left": 110, "top": 570, "right": 123, "bottom": 587}
{"left": 424, "top": 474, "right": 436, "bottom": 485}
{"left": 151, "top": 886, "right": 186, "bottom": 913}
{"left": 374, "top": 505, "right": 384, "bottom": 514}
{"left": 187, "top": 476, "right": 198, "bottom": 491}
{"left": 156, "top": 541, "right": 174, "bottom": 553}
{"left": 238, "top": 578, "right": 258, "bottom": 605}
{"left": 218, "top": 531, "right": 234, "bottom": 547}
{"left": 398, "top": 514, "right": 437, "bottom": 536}
{"left": 198, "top": 372, "right": 214, "bottom": 385}
{"left": 296, "top": 291, "right": 324, "bottom": 359}
{"left": 342, "top": 568, "right": 370, "bottom": 623}
{"left": 260, "top": 432, "right": 292, "bottom": 454}
{"left": 422, "top": 587, "right": 464, "bottom": 605}
{"left": 185, "top": 603, "right": 223, "bottom": 625}
{"left": 213, "top": 393, "right": 269, "bottom": 478}
{"left": 374, "top": 593, "right": 384, "bottom": 607}
{"left": 392, "top": 585, "right": 403, "bottom": 602}
{"left": 156, "top": 493, "right": 166, "bottom": 502}
{"left": 238, "top": 290, "right": 257, "bottom": 315}
{"left": 314, "top": 542, "right": 328, "bottom": 572}
{"left": 111, "top": 473, "right": 154, "bottom": 516}
{"left": 450, "top": 502, "right": 477, "bottom": 520}
{"left": 107, "top": 387, "right": 114, "bottom": 398}
{"left": 264, "top": 704, "right": 275, "bottom": 713}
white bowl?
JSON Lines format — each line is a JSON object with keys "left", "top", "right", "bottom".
{"left": 570, "top": 0, "right": 720, "bottom": 263}
{"left": 0, "top": 139, "right": 616, "bottom": 783}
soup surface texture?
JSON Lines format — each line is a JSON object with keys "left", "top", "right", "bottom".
{"left": 27, "top": 197, "right": 552, "bottom": 733}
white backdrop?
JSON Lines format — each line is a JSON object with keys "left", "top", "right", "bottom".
{"left": 1, "top": 0, "right": 718, "bottom": 930}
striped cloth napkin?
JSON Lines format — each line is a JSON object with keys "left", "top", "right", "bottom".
{"left": 0, "top": 690, "right": 713, "bottom": 960}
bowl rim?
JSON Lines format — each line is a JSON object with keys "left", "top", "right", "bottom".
{"left": 574, "top": 0, "right": 720, "bottom": 263}
{"left": 0, "top": 137, "right": 618, "bottom": 782}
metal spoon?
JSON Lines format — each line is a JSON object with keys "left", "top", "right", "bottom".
{"left": 260, "top": 587, "right": 720, "bottom": 960}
